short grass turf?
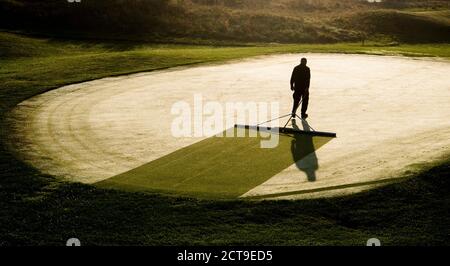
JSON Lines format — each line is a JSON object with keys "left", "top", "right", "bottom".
{"left": 98, "top": 127, "right": 333, "bottom": 198}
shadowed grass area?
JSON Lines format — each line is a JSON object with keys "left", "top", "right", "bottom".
{"left": 1, "top": 157, "right": 449, "bottom": 246}
{"left": 98, "top": 127, "right": 333, "bottom": 198}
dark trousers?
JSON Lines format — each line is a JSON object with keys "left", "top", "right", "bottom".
{"left": 292, "top": 89, "right": 309, "bottom": 115}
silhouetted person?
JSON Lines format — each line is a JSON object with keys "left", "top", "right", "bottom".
{"left": 290, "top": 58, "right": 310, "bottom": 119}
{"left": 291, "top": 119, "right": 318, "bottom": 182}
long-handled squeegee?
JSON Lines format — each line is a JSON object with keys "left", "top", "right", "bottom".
{"left": 235, "top": 113, "right": 337, "bottom": 138}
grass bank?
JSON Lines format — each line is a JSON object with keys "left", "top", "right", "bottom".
{"left": 1, "top": 1, "right": 449, "bottom": 43}
{"left": 1, "top": 32, "right": 449, "bottom": 245}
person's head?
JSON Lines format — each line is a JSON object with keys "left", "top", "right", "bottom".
{"left": 301, "top": 58, "right": 307, "bottom": 65}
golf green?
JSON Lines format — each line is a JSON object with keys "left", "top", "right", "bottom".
{"left": 97, "top": 127, "right": 333, "bottom": 198}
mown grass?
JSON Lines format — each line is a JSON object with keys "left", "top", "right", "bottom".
{"left": 2, "top": 32, "right": 450, "bottom": 112}
{"left": 0, "top": 32, "right": 449, "bottom": 245}
{"left": 98, "top": 129, "right": 332, "bottom": 199}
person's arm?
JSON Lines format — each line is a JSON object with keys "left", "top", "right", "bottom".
{"left": 290, "top": 68, "right": 296, "bottom": 91}
{"left": 306, "top": 68, "right": 311, "bottom": 89}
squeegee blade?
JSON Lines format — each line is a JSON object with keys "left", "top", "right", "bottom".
{"left": 234, "top": 124, "right": 337, "bottom": 138}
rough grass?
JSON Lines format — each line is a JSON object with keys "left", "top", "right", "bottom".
{"left": 342, "top": 10, "right": 450, "bottom": 43}
{"left": 1, "top": 0, "right": 449, "bottom": 43}
{"left": 1, "top": 32, "right": 449, "bottom": 245}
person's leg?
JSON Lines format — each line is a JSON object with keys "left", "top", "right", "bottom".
{"left": 301, "top": 89, "right": 309, "bottom": 116}
{"left": 292, "top": 92, "right": 301, "bottom": 116}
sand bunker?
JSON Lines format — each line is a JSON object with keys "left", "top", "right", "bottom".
{"left": 7, "top": 54, "right": 450, "bottom": 199}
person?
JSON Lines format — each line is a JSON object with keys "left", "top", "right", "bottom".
{"left": 290, "top": 58, "right": 310, "bottom": 119}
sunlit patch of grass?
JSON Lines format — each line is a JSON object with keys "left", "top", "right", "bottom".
{"left": 98, "top": 128, "right": 333, "bottom": 199}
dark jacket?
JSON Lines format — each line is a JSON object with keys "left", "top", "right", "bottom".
{"left": 290, "top": 64, "right": 310, "bottom": 91}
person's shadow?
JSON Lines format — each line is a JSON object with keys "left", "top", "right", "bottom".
{"left": 290, "top": 119, "right": 319, "bottom": 182}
